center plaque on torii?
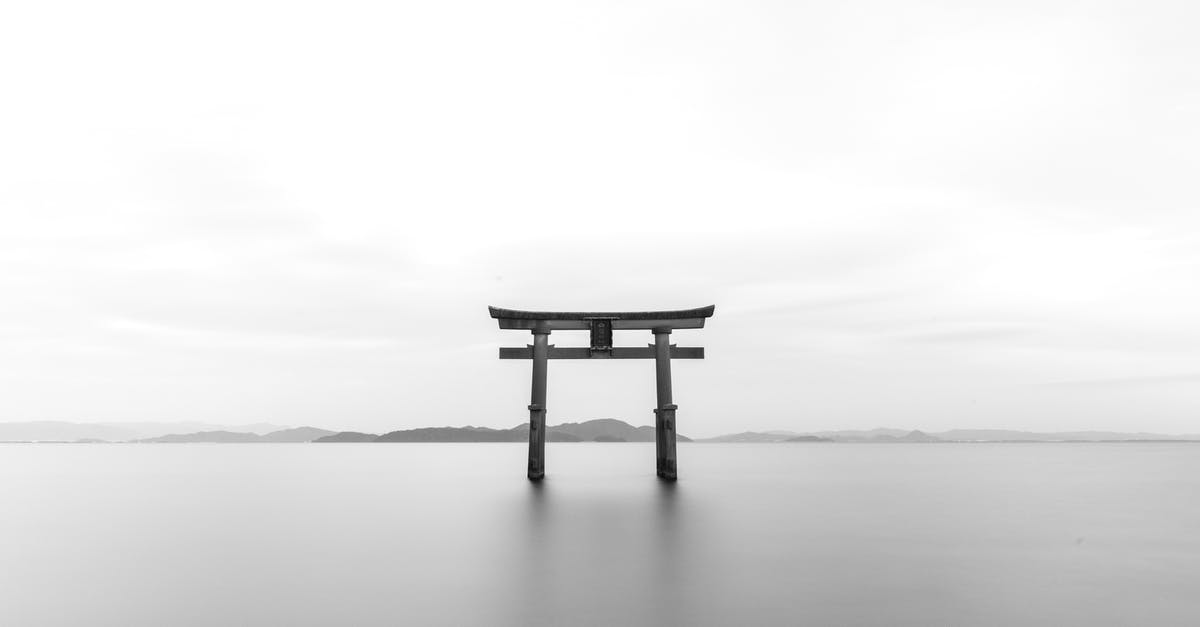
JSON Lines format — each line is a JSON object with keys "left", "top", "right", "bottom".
{"left": 489, "top": 305, "right": 715, "bottom": 481}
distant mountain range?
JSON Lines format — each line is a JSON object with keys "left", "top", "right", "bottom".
{"left": 132, "top": 419, "right": 686, "bottom": 444}
{"left": 698, "top": 428, "right": 1200, "bottom": 443}
{"left": 329, "top": 419, "right": 691, "bottom": 443}
{"left": 315, "top": 431, "right": 378, "bottom": 443}
{"left": 140, "top": 427, "right": 336, "bottom": 443}
{"left": 0, "top": 420, "right": 288, "bottom": 442}
{"left": 0, "top": 419, "right": 689, "bottom": 444}
{"left": 2, "top": 420, "right": 1197, "bottom": 444}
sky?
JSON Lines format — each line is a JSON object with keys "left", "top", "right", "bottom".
{"left": 2, "top": 1, "right": 1198, "bottom": 437}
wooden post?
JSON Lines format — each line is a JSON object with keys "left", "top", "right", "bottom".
{"left": 528, "top": 329, "right": 550, "bottom": 480}
{"left": 653, "top": 328, "right": 678, "bottom": 480}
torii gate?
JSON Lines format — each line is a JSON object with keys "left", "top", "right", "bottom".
{"left": 489, "top": 305, "right": 714, "bottom": 481}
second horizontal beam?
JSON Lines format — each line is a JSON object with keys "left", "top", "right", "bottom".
{"left": 499, "top": 346, "right": 704, "bottom": 360}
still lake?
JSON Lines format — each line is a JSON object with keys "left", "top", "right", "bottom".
{"left": 2, "top": 442, "right": 1198, "bottom": 626}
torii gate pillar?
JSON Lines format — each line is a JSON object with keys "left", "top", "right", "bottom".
{"left": 527, "top": 330, "right": 549, "bottom": 479}
{"left": 490, "top": 305, "right": 714, "bottom": 481}
{"left": 653, "top": 328, "right": 678, "bottom": 479}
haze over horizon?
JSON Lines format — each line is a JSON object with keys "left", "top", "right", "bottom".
{"left": 3, "top": 1, "right": 1198, "bottom": 437}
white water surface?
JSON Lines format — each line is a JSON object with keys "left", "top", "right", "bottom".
{"left": 2, "top": 443, "right": 1197, "bottom": 626}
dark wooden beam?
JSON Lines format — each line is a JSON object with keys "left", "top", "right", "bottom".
{"left": 490, "top": 305, "right": 714, "bottom": 321}
{"left": 490, "top": 305, "right": 715, "bottom": 331}
{"left": 495, "top": 318, "right": 710, "bottom": 331}
{"left": 499, "top": 345, "right": 704, "bottom": 360}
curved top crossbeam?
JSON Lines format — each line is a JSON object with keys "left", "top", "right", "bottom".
{"left": 488, "top": 305, "right": 714, "bottom": 330}
{"left": 488, "top": 305, "right": 714, "bottom": 320}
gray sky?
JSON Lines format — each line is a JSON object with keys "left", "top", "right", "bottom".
{"left": 2, "top": 1, "right": 1198, "bottom": 436}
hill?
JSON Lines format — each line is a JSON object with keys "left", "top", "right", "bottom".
{"left": 140, "top": 427, "right": 334, "bottom": 443}
{"left": 141, "top": 430, "right": 265, "bottom": 443}
{"left": 315, "top": 431, "right": 379, "bottom": 443}
{"left": 702, "top": 431, "right": 803, "bottom": 443}
{"left": 258, "top": 427, "right": 336, "bottom": 442}
{"left": 316, "top": 419, "right": 688, "bottom": 443}
{"left": 548, "top": 418, "right": 691, "bottom": 442}
{"left": 784, "top": 435, "right": 833, "bottom": 442}
{"left": 702, "top": 428, "right": 1200, "bottom": 443}
{"left": 0, "top": 421, "right": 136, "bottom": 442}
{"left": 376, "top": 426, "right": 527, "bottom": 442}
{"left": 374, "top": 425, "right": 584, "bottom": 442}
{"left": 0, "top": 421, "right": 290, "bottom": 442}
{"left": 932, "top": 429, "right": 1198, "bottom": 442}
{"left": 102, "top": 421, "right": 286, "bottom": 438}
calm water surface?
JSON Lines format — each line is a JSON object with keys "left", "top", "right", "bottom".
{"left": 2, "top": 443, "right": 1198, "bottom": 626}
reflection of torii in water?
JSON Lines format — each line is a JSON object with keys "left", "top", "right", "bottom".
{"left": 489, "top": 305, "right": 715, "bottom": 481}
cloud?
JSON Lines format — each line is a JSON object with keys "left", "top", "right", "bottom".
{"left": 895, "top": 324, "right": 1035, "bottom": 345}
{"left": 1, "top": 1, "right": 1198, "bottom": 433}
{"left": 1033, "top": 373, "right": 1200, "bottom": 389}
{"left": 103, "top": 318, "right": 404, "bottom": 351}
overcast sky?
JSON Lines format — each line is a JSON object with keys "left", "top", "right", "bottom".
{"left": 2, "top": 1, "right": 1198, "bottom": 436}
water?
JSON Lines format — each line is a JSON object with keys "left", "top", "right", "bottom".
{"left": 2, "top": 443, "right": 1198, "bottom": 626}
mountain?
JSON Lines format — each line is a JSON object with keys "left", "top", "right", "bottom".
{"left": 897, "top": 430, "right": 941, "bottom": 443}
{"left": 373, "top": 425, "right": 586, "bottom": 442}
{"left": 0, "top": 421, "right": 137, "bottom": 442}
{"left": 698, "top": 428, "right": 915, "bottom": 443}
{"left": 258, "top": 427, "right": 336, "bottom": 442}
{"left": 845, "top": 430, "right": 942, "bottom": 443}
{"left": 0, "top": 421, "right": 290, "bottom": 442}
{"left": 702, "top": 427, "right": 1199, "bottom": 443}
{"left": 315, "top": 431, "right": 380, "bottom": 443}
{"left": 812, "top": 428, "right": 915, "bottom": 441}
{"left": 23, "top": 421, "right": 1194, "bottom": 445}
{"left": 548, "top": 418, "right": 692, "bottom": 442}
{"left": 140, "top": 427, "right": 333, "bottom": 443}
{"left": 142, "top": 430, "right": 265, "bottom": 443}
{"left": 376, "top": 426, "right": 528, "bottom": 442}
{"left": 701, "top": 431, "right": 800, "bottom": 443}
{"left": 825, "top": 430, "right": 942, "bottom": 443}
{"left": 99, "top": 421, "right": 287, "bottom": 438}
{"left": 317, "top": 419, "right": 689, "bottom": 443}
{"left": 932, "top": 429, "right": 1196, "bottom": 442}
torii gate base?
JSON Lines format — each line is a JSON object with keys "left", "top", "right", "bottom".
{"left": 490, "top": 306, "right": 714, "bottom": 481}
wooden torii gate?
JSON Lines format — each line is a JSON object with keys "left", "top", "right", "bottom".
{"left": 489, "top": 305, "right": 715, "bottom": 481}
